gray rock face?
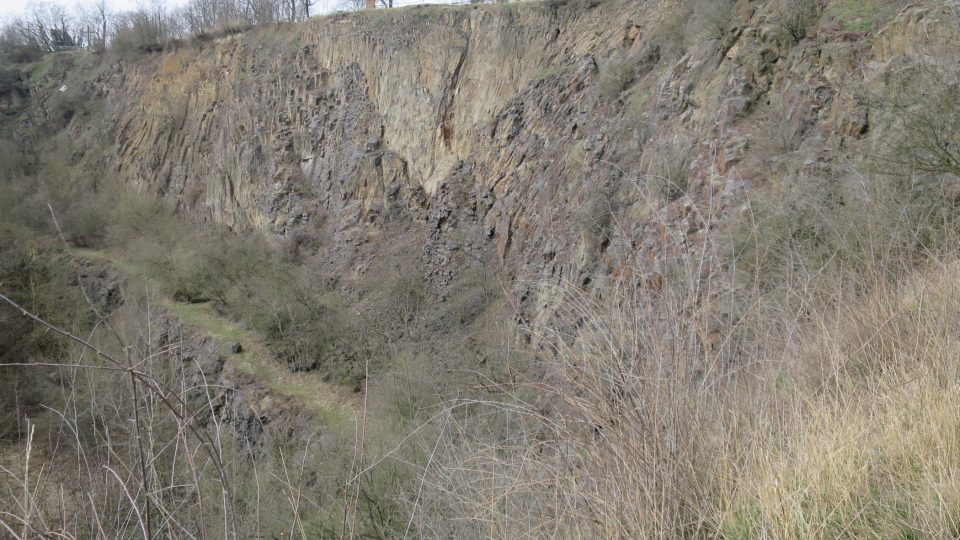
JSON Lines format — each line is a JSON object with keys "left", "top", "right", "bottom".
{"left": 73, "top": 2, "right": 738, "bottom": 333}
{"left": 38, "top": 0, "right": 946, "bottom": 339}
{"left": 149, "top": 311, "right": 308, "bottom": 452}
{"left": 71, "top": 259, "right": 123, "bottom": 315}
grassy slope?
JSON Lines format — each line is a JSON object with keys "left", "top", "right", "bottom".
{"left": 74, "top": 247, "right": 356, "bottom": 426}
{"left": 721, "top": 266, "right": 960, "bottom": 538}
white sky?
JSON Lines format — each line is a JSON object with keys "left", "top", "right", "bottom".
{"left": 0, "top": 0, "right": 152, "bottom": 18}
{"left": 0, "top": 0, "right": 462, "bottom": 19}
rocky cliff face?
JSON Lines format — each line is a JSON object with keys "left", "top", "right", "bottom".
{"left": 28, "top": 0, "right": 955, "bottom": 328}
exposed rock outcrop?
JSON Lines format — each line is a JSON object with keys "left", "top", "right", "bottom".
{"left": 29, "top": 0, "right": 957, "bottom": 333}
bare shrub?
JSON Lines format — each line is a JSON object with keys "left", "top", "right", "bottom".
{"left": 776, "top": 0, "right": 823, "bottom": 44}
{"left": 646, "top": 1, "right": 695, "bottom": 60}
{"left": 641, "top": 137, "right": 693, "bottom": 204}
{"left": 404, "top": 162, "right": 960, "bottom": 536}
{"left": 876, "top": 62, "right": 960, "bottom": 178}
{"left": 692, "top": 0, "right": 737, "bottom": 42}
{"left": 0, "top": 287, "right": 238, "bottom": 538}
{"left": 279, "top": 227, "right": 318, "bottom": 263}
{"left": 752, "top": 83, "right": 813, "bottom": 157}
{"left": 597, "top": 50, "right": 640, "bottom": 102}
{"left": 575, "top": 190, "right": 614, "bottom": 239}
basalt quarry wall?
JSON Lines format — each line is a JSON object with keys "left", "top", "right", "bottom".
{"left": 27, "top": 0, "right": 958, "bottom": 323}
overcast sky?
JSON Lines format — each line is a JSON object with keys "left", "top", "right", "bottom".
{"left": 0, "top": 0, "right": 149, "bottom": 19}
{"left": 0, "top": 0, "right": 463, "bottom": 19}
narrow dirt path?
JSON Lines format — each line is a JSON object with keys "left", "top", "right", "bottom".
{"left": 73, "top": 248, "right": 358, "bottom": 424}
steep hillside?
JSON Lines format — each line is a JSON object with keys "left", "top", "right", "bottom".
{"left": 25, "top": 0, "right": 955, "bottom": 327}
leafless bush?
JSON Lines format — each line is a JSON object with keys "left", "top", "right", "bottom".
{"left": 0, "top": 287, "right": 237, "bottom": 538}
{"left": 876, "top": 62, "right": 960, "bottom": 178}
{"left": 693, "top": 0, "right": 737, "bottom": 42}
{"left": 776, "top": 0, "right": 822, "bottom": 44}
{"left": 279, "top": 227, "right": 317, "bottom": 263}
{"left": 597, "top": 50, "right": 640, "bottom": 101}
{"left": 641, "top": 137, "right": 693, "bottom": 203}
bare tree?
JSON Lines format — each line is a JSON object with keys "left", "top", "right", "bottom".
{"left": 76, "top": 0, "right": 110, "bottom": 50}
{"left": 248, "top": 0, "right": 280, "bottom": 25}
{"left": 18, "top": 4, "right": 56, "bottom": 51}
{"left": 301, "top": 0, "right": 315, "bottom": 18}
{"left": 0, "top": 3, "right": 81, "bottom": 53}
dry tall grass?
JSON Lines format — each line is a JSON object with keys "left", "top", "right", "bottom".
{"left": 404, "top": 159, "right": 960, "bottom": 537}
{"left": 730, "top": 264, "right": 960, "bottom": 539}
{"left": 404, "top": 251, "right": 960, "bottom": 538}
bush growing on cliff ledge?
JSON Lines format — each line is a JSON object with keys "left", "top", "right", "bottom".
{"left": 877, "top": 63, "right": 960, "bottom": 178}
{"left": 598, "top": 50, "right": 640, "bottom": 101}
{"left": 776, "top": 0, "right": 824, "bottom": 43}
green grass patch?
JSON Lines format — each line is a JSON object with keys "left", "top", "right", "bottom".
{"left": 532, "top": 63, "right": 572, "bottom": 81}
{"left": 73, "top": 246, "right": 354, "bottom": 427}
{"left": 828, "top": 0, "right": 890, "bottom": 32}
{"left": 161, "top": 300, "right": 247, "bottom": 342}
{"left": 721, "top": 505, "right": 761, "bottom": 540}
{"left": 72, "top": 247, "right": 140, "bottom": 276}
